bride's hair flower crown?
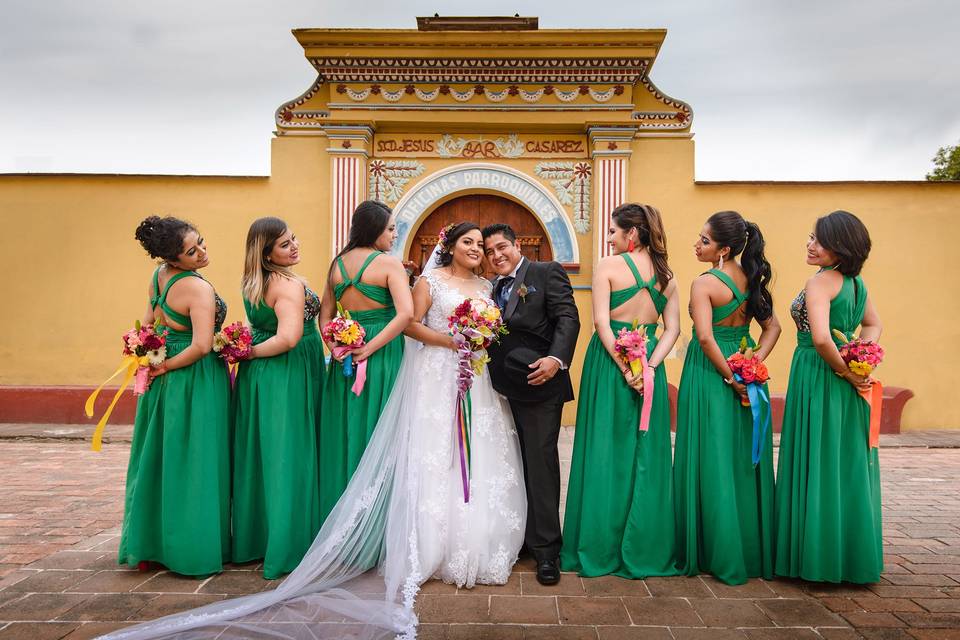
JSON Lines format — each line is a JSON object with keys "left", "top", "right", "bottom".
{"left": 437, "top": 223, "right": 457, "bottom": 254}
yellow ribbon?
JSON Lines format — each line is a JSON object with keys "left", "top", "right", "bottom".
{"left": 84, "top": 354, "right": 149, "bottom": 451}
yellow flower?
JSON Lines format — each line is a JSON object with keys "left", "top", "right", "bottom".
{"left": 482, "top": 308, "right": 500, "bottom": 322}
{"left": 849, "top": 361, "right": 874, "bottom": 376}
{"left": 336, "top": 323, "right": 361, "bottom": 345}
{"left": 472, "top": 352, "right": 491, "bottom": 375}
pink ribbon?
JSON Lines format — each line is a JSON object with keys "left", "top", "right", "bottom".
{"left": 133, "top": 366, "right": 151, "bottom": 396}
{"left": 331, "top": 346, "right": 368, "bottom": 397}
{"left": 351, "top": 360, "right": 367, "bottom": 396}
{"left": 638, "top": 352, "right": 654, "bottom": 432}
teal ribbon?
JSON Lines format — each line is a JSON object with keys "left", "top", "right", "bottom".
{"left": 342, "top": 353, "right": 354, "bottom": 377}
{"left": 735, "top": 374, "right": 772, "bottom": 466}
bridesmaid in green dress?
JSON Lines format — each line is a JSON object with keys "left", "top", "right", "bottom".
{"left": 318, "top": 201, "right": 413, "bottom": 521}
{"left": 233, "top": 217, "right": 323, "bottom": 579}
{"left": 562, "top": 203, "right": 681, "bottom": 578}
{"left": 674, "top": 210, "right": 781, "bottom": 585}
{"left": 120, "top": 216, "right": 230, "bottom": 576}
{"left": 775, "top": 210, "right": 883, "bottom": 583}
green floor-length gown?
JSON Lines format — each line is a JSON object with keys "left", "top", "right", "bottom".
{"left": 318, "top": 251, "right": 404, "bottom": 521}
{"left": 774, "top": 273, "right": 882, "bottom": 583}
{"left": 118, "top": 269, "right": 231, "bottom": 576}
{"left": 232, "top": 282, "right": 324, "bottom": 579}
{"left": 561, "top": 254, "right": 677, "bottom": 578}
{"left": 673, "top": 269, "right": 775, "bottom": 585}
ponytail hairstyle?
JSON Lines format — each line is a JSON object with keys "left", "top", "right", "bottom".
{"left": 327, "top": 200, "right": 393, "bottom": 281}
{"left": 241, "top": 216, "right": 305, "bottom": 305}
{"left": 705, "top": 211, "right": 773, "bottom": 321}
{"left": 814, "top": 210, "right": 871, "bottom": 277}
{"left": 611, "top": 203, "right": 673, "bottom": 291}
{"left": 134, "top": 215, "right": 195, "bottom": 262}
{"left": 435, "top": 221, "right": 481, "bottom": 267}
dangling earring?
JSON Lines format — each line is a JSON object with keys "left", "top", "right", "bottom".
{"left": 627, "top": 238, "right": 636, "bottom": 253}
{"left": 718, "top": 253, "right": 724, "bottom": 269}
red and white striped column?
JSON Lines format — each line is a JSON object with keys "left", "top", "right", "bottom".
{"left": 588, "top": 126, "right": 636, "bottom": 261}
{"left": 330, "top": 155, "right": 365, "bottom": 254}
{"left": 594, "top": 157, "right": 627, "bottom": 260}
{"left": 325, "top": 125, "right": 373, "bottom": 255}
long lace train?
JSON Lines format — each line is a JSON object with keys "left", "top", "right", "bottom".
{"left": 101, "top": 339, "right": 428, "bottom": 640}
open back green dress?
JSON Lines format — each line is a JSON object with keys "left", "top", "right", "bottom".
{"left": 774, "top": 273, "right": 882, "bottom": 583}
{"left": 318, "top": 251, "right": 405, "bottom": 521}
{"left": 561, "top": 254, "right": 678, "bottom": 577}
{"left": 232, "top": 282, "right": 324, "bottom": 579}
{"left": 673, "top": 269, "right": 775, "bottom": 585}
{"left": 118, "top": 269, "right": 231, "bottom": 576}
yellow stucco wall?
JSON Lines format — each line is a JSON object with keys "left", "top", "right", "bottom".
{"left": 1, "top": 133, "right": 957, "bottom": 429}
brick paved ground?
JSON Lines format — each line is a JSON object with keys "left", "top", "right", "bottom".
{"left": 0, "top": 426, "right": 958, "bottom": 639}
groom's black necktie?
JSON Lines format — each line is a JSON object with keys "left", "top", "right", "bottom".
{"left": 495, "top": 276, "right": 514, "bottom": 309}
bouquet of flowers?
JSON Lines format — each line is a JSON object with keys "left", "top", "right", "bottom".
{"left": 833, "top": 330, "right": 884, "bottom": 377}
{"left": 613, "top": 321, "right": 655, "bottom": 432}
{"left": 84, "top": 321, "right": 168, "bottom": 451}
{"left": 322, "top": 303, "right": 368, "bottom": 396}
{"left": 726, "top": 339, "right": 771, "bottom": 406}
{"left": 726, "top": 337, "right": 771, "bottom": 465}
{"left": 122, "top": 321, "right": 168, "bottom": 395}
{"left": 448, "top": 297, "right": 509, "bottom": 502}
{"left": 833, "top": 329, "right": 885, "bottom": 449}
{"left": 213, "top": 321, "right": 253, "bottom": 388}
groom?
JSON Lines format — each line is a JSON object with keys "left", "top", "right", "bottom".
{"left": 482, "top": 223, "right": 580, "bottom": 585}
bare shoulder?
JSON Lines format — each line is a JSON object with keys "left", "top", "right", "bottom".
{"left": 595, "top": 255, "right": 620, "bottom": 272}
{"left": 270, "top": 273, "right": 306, "bottom": 299}
{"left": 691, "top": 272, "right": 716, "bottom": 293}
{"left": 175, "top": 274, "right": 213, "bottom": 295}
{"left": 806, "top": 269, "right": 841, "bottom": 293}
{"left": 376, "top": 253, "right": 406, "bottom": 271}
{"left": 662, "top": 277, "right": 679, "bottom": 297}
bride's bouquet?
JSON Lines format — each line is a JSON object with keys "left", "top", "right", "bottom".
{"left": 613, "top": 321, "right": 654, "bottom": 432}
{"left": 213, "top": 321, "right": 253, "bottom": 388}
{"left": 726, "top": 337, "right": 771, "bottom": 465}
{"left": 322, "top": 303, "right": 369, "bottom": 396}
{"left": 448, "top": 298, "right": 509, "bottom": 502}
{"left": 833, "top": 329, "right": 885, "bottom": 449}
{"left": 84, "top": 321, "right": 168, "bottom": 451}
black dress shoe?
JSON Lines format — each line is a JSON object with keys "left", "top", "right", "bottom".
{"left": 536, "top": 557, "right": 561, "bottom": 585}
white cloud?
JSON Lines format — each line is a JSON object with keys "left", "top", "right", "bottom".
{"left": 1, "top": 0, "right": 957, "bottom": 179}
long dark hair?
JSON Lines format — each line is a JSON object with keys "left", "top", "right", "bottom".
{"left": 435, "top": 221, "right": 481, "bottom": 267}
{"left": 337, "top": 200, "right": 392, "bottom": 259}
{"left": 328, "top": 200, "right": 392, "bottom": 280}
{"left": 815, "top": 210, "right": 871, "bottom": 277}
{"left": 611, "top": 203, "right": 672, "bottom": 291}
{"left": 706, "top": 210, "right": 773, "bottom": 321}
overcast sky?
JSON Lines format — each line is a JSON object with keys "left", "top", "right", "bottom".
{"left": 2, "top": 0, "right": 957, "bottom": 180}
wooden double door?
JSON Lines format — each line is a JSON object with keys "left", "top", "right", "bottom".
{"left": 408, "top": 194, "right": 552, "bottom": 277}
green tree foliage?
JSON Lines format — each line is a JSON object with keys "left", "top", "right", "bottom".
{"left": 926, "top": 142, "right": 960, "bottom": 181}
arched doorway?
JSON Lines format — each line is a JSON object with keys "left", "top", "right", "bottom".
{"left": 408, "top": 194, "right": 553, "bottom": 277}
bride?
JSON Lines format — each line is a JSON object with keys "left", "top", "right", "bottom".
{"left": 102, "top": 221, "right": 526, "bottom": 640}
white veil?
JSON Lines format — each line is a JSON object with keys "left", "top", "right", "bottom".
{"left": 101, "top": 339, "right": 430, "bottom": 639}
{"left": 420, "top": 243, "right": 443, "bottom": 277}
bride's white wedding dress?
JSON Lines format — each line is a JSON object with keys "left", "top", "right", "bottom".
{"left": 101, "top": 271, "right": 526, "bottom": 640}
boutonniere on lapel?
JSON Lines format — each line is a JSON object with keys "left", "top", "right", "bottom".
{"left": 517, "top": 283, "right": 536, "bottom": 302}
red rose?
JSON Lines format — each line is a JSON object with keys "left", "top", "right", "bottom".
{"left": 739, "top": 360, "right": 758, "bottom": 384}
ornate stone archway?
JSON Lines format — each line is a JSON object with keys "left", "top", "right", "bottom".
{"left": 391, "top": 162, "right": 579, "bottom": 266}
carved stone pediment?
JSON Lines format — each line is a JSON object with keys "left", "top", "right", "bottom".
{"left": 275, "top": 25, "right": 692, "bottom": 135}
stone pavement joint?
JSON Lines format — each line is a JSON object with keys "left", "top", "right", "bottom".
{"left": 0, "top": 430, "right": 958, "bottom": 639}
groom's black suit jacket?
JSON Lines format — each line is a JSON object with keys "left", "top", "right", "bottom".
{"left": 488, "top": 259, "right": 580, "bottom": 404}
